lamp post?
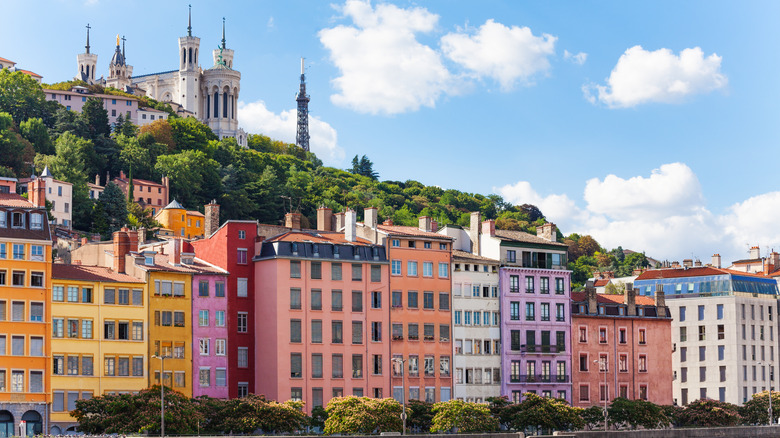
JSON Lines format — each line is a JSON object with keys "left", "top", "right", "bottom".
{"left": 392, "top": 357, "right": 407, "bottom": 435}
{"left": 759, "top": 362, "right": 773, "bottom": 426}
{"left": 152, "top": 354, "right": 169, "bottom": 437}
{"left": 595, "top": 358, "right": 608, "bottom": 431}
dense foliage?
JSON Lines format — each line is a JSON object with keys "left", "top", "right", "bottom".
{"left": 430, "top": 399, "right": 498, "bottom": 433}
{"left": 323, "top": 396, "right": 403, "bottom": 435}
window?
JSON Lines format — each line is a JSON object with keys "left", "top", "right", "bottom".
{"left": 540, "top": 277, "right": 550, "bottom": 294}
{"left": 13, "top": 244, "right": 24, "bottom": 260}
{"left": 423, "top": 262, "right": 433, "bottom": 277}
{"left": 352, "top": 290, "right": 363, "bottom": 312}
{"left": 312, "top": 354, "right": 323, "bottom": 378}
{"left": 717, "top": 304, "right": 724, "bottom": 320}
{"left": 699, "top": 325, "right": 706, "bottom": 341}
{"left": 199, "top": 281, "right": 209, "bottom": 297}
{"left": 237, "top": 312, "right": 248, "bottom": 332}
{"left": 31, "top": 245, "right": 44, "bottom": 261}
{"left": 407, "top": 261, "right": 418, "bottom": 276}
{"left": 352, "top": 321, "right": 363, "bottom": 344}
{"left": 332, "top": 290, "right": 343, "bottom": 311}
{"left": 371, "top": 291, "right": 382, "bottom": 309}
{"left": 680, "top": 306, "right": 686, "bottom": 321}
{"left": 391, "top": 260, "right": 401, "bottom": 275}
{"left": 290, "top": 319, "right": 301, "bottom": 343}
{"left": 423, "top": 291, "right": 434, "bottom": 309}
{"left": 215, "top": 310, "right": 225, "bottom": 327}
{"left": 408, "top": 323, "right": 419, "bottom": 341}
{"left": 638, "top": 355, "right": 647, "bottom": 372}
{"left": 352, "top": 354, "right": 363, "bottom": 378}
{"left": 525, "top": 302, "right": 535, "bottom": 321}
{"left": 541, "top": 303, "right": 550, "bottom": 321}
{"left": 371, "top": 265, "right": 381, "bottom": 282}
{"left": 408, "top": 291, "right": 418, "bottom": 308}
{"left": 311, "top": 289, "right": 322, "bottom": 310}
{"left": 290, "top": 261, "right": 301, "bottom": 278}
{"left": 332, "top": 354, "right": 344, "bottom": 378}
{"left": 440, "top": 324, "right": 450, "bottom": 342}
{"left": 311, "top": 262, "right": 322, "bottom": 279}
{"left": 392, "top": 290, "right": 402, "bottom": 308}
{"left": 698, "top": 305, "right": 705, "bottom": 320}
{"left": 291, "top": 353, "right": 302, "bottom": 378}
{"left": 392, "top": 239, "right": 400, "bottom": 247}
{"left": 290, "top": 288, "right": 301, "bottom": 309}
{"left": 199, "top": 338, "right": 210, "bottom": 355}
{"left": 237, "top": 347, "right": 249, "bottom": 368}
{"left": 332, "top": 320, "right": 343, "bottom": 343}
{"left": 638, "top": 329, "right": 646, "bottom": 344}
{"left": 510, "top": 275, "right": 519, "bottom": 293}
{"left": 311, "top": 320, "right": 323, "bottom": 343}
{"left": 439, "top": 263, "right": 449, "bottom": 278}
{"left": 352, "top": 264, "right": 362, "bottom": 281}
{"left": 555, "top": 278, "right": 565, "bottom": 294}
{"left": 236, "top": 277, "right": 248, "bottom": 297}
{"left": 332, "top": 263, "right": 343, "bottom": 280}
{"left": 718, "top": 324, "right": 725, "bottom": 340}
{"left": 507, "top": 250, "right": 516, "bottom": 263}
{"left": 215, "top": 282, "right": 225, "bottom": 297}
{"left": 199, "top": 310, "right": 209, "bottom": 327}
{"left": 423, "top": 323, "right": 434, "bottom": 341}
{"left": 526, "top": 277, "right": 535, "bottom": 293}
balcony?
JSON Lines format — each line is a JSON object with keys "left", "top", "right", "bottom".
{"left": 510, "top": 374, "right": 570, "bottom": 383}
{"left": 521, "top": 344, "right": 565, "bottom": 354}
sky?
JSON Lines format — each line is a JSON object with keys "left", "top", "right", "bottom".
{"left": 3, "top": 0, "right": 780, "bottom": 266}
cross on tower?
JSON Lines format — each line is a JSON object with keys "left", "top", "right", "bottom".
{"left": 85, "top": 23, "right": 91, "bottom": 53}
{"left": 121, "top": 35, "right": 126, "bottom": 57}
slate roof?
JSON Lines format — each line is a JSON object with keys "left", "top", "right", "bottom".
{"left": 0, "top": 194, "right": 51, "bottom": 241}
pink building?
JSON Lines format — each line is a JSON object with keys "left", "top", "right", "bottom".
{"left": 44, "top": 86, "right": 139, "bottom": 126}
{"left": 254, "top": 212, "right": 390, "bottom": 412}
{"left": 570, "top": 285, "right": 673, "bottom": 408}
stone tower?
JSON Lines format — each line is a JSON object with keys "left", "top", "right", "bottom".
{"left": 296, "top": 57, "right": 310, "bottom": 152}
{"left": 203, "top": 17, "right": 240, "bottom": 140}
{"left": 76, "top": 24, "right": 98, "bottom": 84}
{"left": 106, "top": 35, "right": 132, "bottom": 90}
{"left": 178, "top": 5, "right": 201, "bottom": 116}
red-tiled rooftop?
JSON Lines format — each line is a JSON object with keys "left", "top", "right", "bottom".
{"left": 452, "top": 250, "right": 499, "bottom": 263}
{"left": 0, "top": 57, "right": 15, "bottom": 64}
{"left": 571, "top": 291, "right": 657, "bottom": 306}
{"left": 53, "top": 264, "right": 144, "bottom": 283}
{"left": 134, "top": 253, "right": 197, "bottom": 273}
{"left": 377, "top": 225, "right": 452, "bottom": 240}
{"left": 593, "top": 279, "right": 610, "bottom": 287}
{"left": 0, "top": 193, "right": 34, "bottom": 208}
{"left": 494, "top": 229, "right": 568, "bottom": 247}
{"left": 266, "top": 230, "right": 374, "bottom": 246}
{"left": 19, "top": 69, "right": 42, "bottom": 78}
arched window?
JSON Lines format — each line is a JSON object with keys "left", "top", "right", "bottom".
{"left": 195, "top": 48, "right": 198, "bottom": 64}
{"left": 188, "top": 48, "right": 193, "bottom": 65}
{"left": 223, "top": 92, "right": 228, "bottom": 118}
{"left": 182, "top": 48, "right": 186, "bottom": 65}
{"left": 81, "top": 65, "right": 84, "bottom": 73}
{"left": 86, "top": 65, "right": 90, "bottom": 77}
{"left": 213, "top": 92, "right": 219, "bottom": 118}
{"left": 22, "top": 410, "right": 42, "bottom": 436}
{"left": 0, "top": 411, "right": 14, "bottom": 437}
{"left": 205, "top": 95, "right": 210, "bottom": 119}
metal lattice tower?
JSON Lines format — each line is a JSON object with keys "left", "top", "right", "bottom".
{"left": 296, "top": 57, "right": 310, "bottom": 152}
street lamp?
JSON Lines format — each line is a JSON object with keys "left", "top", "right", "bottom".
{"left": 760, "top": 362, "right": 773, "bottom": 425}
{"left": 594, "top": 358, "right": 608, "bottom": 431}
{"left": 152, "top": 355, "right": 170, "bottom": 437}
{"left": 392, "top": 357, "right": 407, "bottom": 435}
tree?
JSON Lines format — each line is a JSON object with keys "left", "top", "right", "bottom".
{"left": 81, "top": 97, "right": 111, "bottom": 141}
{"left": 90, "top": 200, "right": 110, "bottom": 239}
{"left": 19, "top": 117, "right": 53, "bottom": 154}
{"left": 155, "top": 150, "right": 221, "bottom": 208}
{"left": 118, "top": 134, "right": 166, "bottom": 181}
{"left": 740, "top": 390, "right": 780, "bottom": 425}
{"left": 506, "top": 393, "right": 584, "bottom": 432}
{"left": 349, "top": 154, "right": 379, "bottom": 179}
{"left": 0, "top": 69, "right": 48, "bottom": 124}
{"left": 50, "top": 132, "right": 89, "bottom": 186}
{"left": 323, "top": 396, "right": 403, "bottom": 435}
{"left": 676, "top": 399, "right": 742, "bottom": 427}
{"left": 126, "top": 201, "right": 162, "bottom": 238}
{"left": 169, "top": 116, "right": 217, "bottom": 152}
{"left": 407, "top": 399, "right": 434, "bottom": 433}
{"left": 99, "top": 182, "right": 128, "bottom": 232}
{"left": 430, "top": 400, "right": 499, "bottom": 433}
{"left": 0, "top": 112, "right": 35, "bottom": 176}
{"left": 486, "top": 396, "right": 514, "bottom": 430}
{"left": 607, "top": 398, "right": 669, "bottom": 430}
{"left": 140, "top": 119, "right": 176, "bottom": 151}
{"left": 581, "top": 405, "right": 607, "bottom": 430}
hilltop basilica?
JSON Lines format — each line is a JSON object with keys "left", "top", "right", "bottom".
{"left": 76, "top": 7, "right": 247, "bottom": 146}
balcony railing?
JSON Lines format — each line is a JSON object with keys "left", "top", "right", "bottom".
{"left": 521, "top": 344, "right": 565, "bottom": 353}
{"left": 510, "top": 374, "right": 570, "bottom": 383}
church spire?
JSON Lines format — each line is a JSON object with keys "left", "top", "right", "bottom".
{"left": 187, "top": 4, "right": 192, "bottom": 36}
{"left": 296, "top": 57, "right": 310, "bottom": 152}
{"left": 85, "top": 23, "right": 91, "bottom": 54}
{"left": 221, "top": 17, "right": 226, "bottom": 49}
{"left": 122, "top": 35, "right": 126, "bottom": 58}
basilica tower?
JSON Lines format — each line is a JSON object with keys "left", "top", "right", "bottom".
{"left": 202, "top": 18, "right": 240, "bottom": 141}
{"left": 106, "top": 35, "right": 132, "bottom": 90}
{"left": 76, "top": 24, "right": 98, "bottom": 84}
{"left": 178, "top": 5, "right": 201, "bottom": 116}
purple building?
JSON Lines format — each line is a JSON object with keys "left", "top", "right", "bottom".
{"left": 478, "top": 221, "right": 573, "bottom": 402}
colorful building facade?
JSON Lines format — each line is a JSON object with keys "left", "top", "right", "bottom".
{"left": 154, "top": 200, "right": 205, "bottom": 239}
{"left": 49, "top": 265, "right": 148, "bottom": 434}
{"left": 570, "top": 285, "right": 673, "bottom": 408}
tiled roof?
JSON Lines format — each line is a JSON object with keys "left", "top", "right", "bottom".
{"left": 52, "top": 264, "right": 144, "bottom": 283}
{"left": 114, "top": 176, "right": 165, "bottom": 187}
{"left": 636, "top": 266, "right": 772, "bottom": 280}
{"left": 0, "top": 57, "right": 15, "bottom": 64}
{"left": 731, "top": 258, "right": 762, "bottom": 265}
{"left": 377, "top": 225, "right": 452, "bottom": 240}
{"left": 266, "top": 230, "right": 374, "bottom": 246}
{"left": 493, "top": 229, "right": 568, "bottom": 247}
{"left": 0, "top": 194, "right": 51, "bottom": 241}
{"left": 593, "top": 279, "right": 610, "bottom": 287}
{"left": 452, "top": 250, "right": 499, "bottom": 263}
{"left": 0, "top": 193, "right": 35, "bottom": 208}
{"left": 571, "top": 291, "right": 657, "bottom": 306}
{"left": 19, "top": 69, "right": 42, "bottom": 78}
{"left": 187, "top": 210, "right": 204, "bottom": 217}
{"left": 134, "top": 253, "right": 197, "bottom": 273}
{"left": 189, "top": 258, "right": 228, "bottom": 274}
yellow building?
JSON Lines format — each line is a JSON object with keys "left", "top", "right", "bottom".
{"left": 153, "top": 200, "right": 205, "bottom": 239}
{"left": 0, "top": 180, "right": 51, "bottom": 436}
{"left": 49, "top": 264, "right": 148, "bottom": 434}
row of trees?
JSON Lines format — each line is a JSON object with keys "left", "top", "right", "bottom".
{"left": 72, "top": 388, "right": 780, "bottom": 435}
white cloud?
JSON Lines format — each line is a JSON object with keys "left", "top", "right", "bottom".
{"left": 318, "top": 0, "right": 453, "bottom": 115}
{"left": 237, "top": 100, "right": 345, "bottom": 164}
{"left": 496, "top": 163, "right": 777, "bottom": 266}
{"left": 440, "top": 19, "right": 556, "bottom": 90}
{"left": 585, "top": 45, "right": 727, "bottom": 108}
{"left": 563, "top": 50, "right": 587, "bottom": 65}
{"left": 267, "top": 16, "right": 275, "bottom": 30}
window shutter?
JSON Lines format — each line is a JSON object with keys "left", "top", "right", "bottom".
{"left": 12, "top": 336, "right": 24, "bottom": 355}
{"left": 82, "top": 357, "right": 93, "bottom": 376}
{"left": 31, "top": 303, "right": 43, "bottom": 321}
{"left": 12, "top": 302, "right": 23, "bottom": 321}
{"left": 30, "top": 337, "right": 43, "bottom": 356}
{"left": 30, "top": 371, "right": 43, "bottom": 393}
{"left": 132, "top": 289, "right": 143, "bottom": 306}
{"left": 104, "top": 288, "right": 115, "bottom": 304}
{"left": 0, "top": 301, "right": 5, "bottom": 320}
{"left": 53, "top": 392, "right": 65, "bottom": 412}
{"left": 67, "top": 391, "right": 79, "bottom": 410}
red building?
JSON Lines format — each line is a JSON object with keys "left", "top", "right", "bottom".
{"left": 190, "top": 206, "right": 260, "bottom": 398}
{"left": 570, "top": 284, "right": 673, "bottom": 408}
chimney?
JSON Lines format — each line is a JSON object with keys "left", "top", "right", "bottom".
{"left": 625, "top": 283, "right": 636, "bottom": 316}
{"left": 655, "top": 284, "right": 667, "bottom": 317}
{"left": 29, "top": 177, "right": 46, "bottom": 208}
{"left": 585, "top": 283, "right": 598, "bottom": 315}
{"left": 768, "top": 252, "right": 780, "bottom": 274}
{"left": 285, "top": 213, "right": 302, "bottom": 231}
{"left": 125, "top": 229, "right": 139, "bottom": 253}
{"left": 120, "top": 170, "right": 126, "bottom": 180}
{"left": 171, "top": 238, "right": 181, "bottom": 265}
{"left": 750, "top": 246, "right": 760, "bottom": 260}
{"left": 162, "top": 176, "right": 170, "bottom": 206}
{"left": 334, "top": 211, "right": 345, "bottom": 231}
{"left": 481, "top": 219, "right": 495, "bottom": 237}
{"left": 418, "top": 216, "right": 431, "bottom": 232}
{"left": 364, "top": 207, "right": 378, "bottom": 230}
{"left": 383, "top": 219, "right": 393, "bottom": 226}
{"left": 694, "top": 259, "right": 702, "bottom": 267}
{"left": 95, "top": 174, "right": 101, "bottom": 186}
{"left": 255, "top": 235, "right": 265, "bottom": 256}
{"left": 711, "top": 254, "right": 721, "bottom": 269}
{"left": 205, "top": 200, "right": 220, "bottom": 237}
{"left": 138, "top": 227, "right": 145, "bottom": 247}
{"left": 112, "top": 229, "right": 131, "bottom": 273}
{"left": 469, "top": 212, "right": 481, "bottom": 255}
{"left": 317, "top": 206, "right": 333, "bottom": 231}
{"left": 536, "top": 223, "right": 556, "bottom": 242}
{"left": 345, "top": 209, "right": 357, "bottom": 242}
{"left": 682, "top": 259, "right": 693, "bottom": 268}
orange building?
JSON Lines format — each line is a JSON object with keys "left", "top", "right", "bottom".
{"left": 0, "top": 178, "right": 51, "bottom": 436}
{"left": 570, "top": 284, "right": 673, "bottom": 408}
{"left": 153, "top": 200, "right": 205, "bottom": 239}
{"left": 358, "top": 210, "right": 454, "bottom": 403}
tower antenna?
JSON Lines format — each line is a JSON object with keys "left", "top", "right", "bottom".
{"left": 295, "top": 57, "right": 311, "bottom": 152}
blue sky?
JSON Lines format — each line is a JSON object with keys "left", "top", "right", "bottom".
{"left": 3, "top": 0, "right": 780, "bottom": 265}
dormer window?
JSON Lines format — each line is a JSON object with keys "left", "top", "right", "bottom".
{"left": 372, "top": 247, "right": 379, "bottom": 260}
{"left": 11, "top": 212, "right": 24, "bottom": 228}
{"left": 333, "top": 245, "right": 340, "bottom": 258}
{"left": 313, "top": 243, "right": 319, "bottom": 255}
{"left": 145, "top": 256, "right": 155, "bottom": 266}
{"left": 182, "top": 257, "right": 193, "bottom": 264}
{"left": 353, "top": 246, "right": 360, "bottom": 260}
{"left": 30, "top": 213, "right": 43, "bottom": 230}
{"left": 0, "top": 211, "right": 5, "bottom": 227}
{"left": 291, "top": 242, "right": 299, "bottom": 254}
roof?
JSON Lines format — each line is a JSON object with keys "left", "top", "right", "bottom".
{"left": 19, "top": 69, "right": 42, "bottom": 78}
{"left": 635, "top": 266, "right": 773, "bottom": 281}
{"left": 162, "top": 199, "right": 184, "bottom": 210}
{"left": 731, "top": 258, "right": 763, "bottom": 265}
{"left": 138, "top": 107, "right": 168, "bottom": 113}
{"left": 41, "top": 166, "right": 52, "bottom": 177}
{"left": 187, "top": 210, "right": 204, "bottom": 217}
{"left": 52, "top": 264, "right": 144, "bottom": 283}
{"left": 113, "top": 176, "right": 164, "bottom": 187}
{"left": 494, "top": 229, "right": 568, "bottom": 248}
{"left": 266, "top": 230, "right": 375, "bottom": 246}
{"left": 593, "top": 279, "right": 610, "bottom": 287}
{"left": 377, "top": 225, "right": 453, "bottom": 240}
{"left": 0, "top": 57, "right": 15, "bottom": 64}
{"left": 131, "top": 69, "right": 178, "bottom": 80}
{"left": 0, "top": 195, "right": 51, "bottom": 241}
{"left": 571, "top": 291, "right": 657, "bottom": 306}
{"left": 134, "top": 253, "right": 197, "bottom": 273}
{"left": 188, "top": 258, "right": 228, "bottom": 275}
{"left": 452, "top": 250, "right": 499, "bottom": 263}
{"left": 0, "top": 192, "right": 36, "bottom": 208}
{"left": 44, "top": 88, "right": 138, "bottom": 101}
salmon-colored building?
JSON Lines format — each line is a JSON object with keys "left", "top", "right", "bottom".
{"left": 570, "top": 284, "right": 673, "bottom": 408}
{"left": 112, "top": 171, "right": 170, "bottom": 216}
{"left": 357, "top": 210, "right": 454, "bottom": 403}
{"left": 254, "top": 211, "right": 390, "bottom": 412}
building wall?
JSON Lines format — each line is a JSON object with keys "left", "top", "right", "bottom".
{"left": 119, "top": 179, "right": 168, "bottom": 215}
{"left": 571, "top": 314, "right": 672, "bottom": 408}
{"left": 44, "top": 90, "right": 138, "bottom": 125}
{"left": 387, "top": 237, "right": 453, "bottom": 404}
{"left": 500, "top": 266, "right": 572, "bottom": 403}
{"left": 136, "top": 109, "right": 169, "bottom": 126}
{"left": 154, "top": 208, "right": 204, "bottom": 239}
{"left": 255, "top": 257, "right": 391, "bottom": 413}
{"left": 190, "top": 221, "right": 257, "bottom": 398}
{"left": 0, "top": 237, "right": 51, "bottom": 435}
{"left": 50, "top": 278, "right": 148, "bottom": 431}
{"left": 452, "top": 261, "right": 500, "bottom": 402}
{"left": 43, "top": 178, "right": 72, "bottom": 229}
{"left": 191, "top": 274, "right": 229, "bottom": 398}
{"left": 147, "top": 270, "right": 193, "bottom": 397}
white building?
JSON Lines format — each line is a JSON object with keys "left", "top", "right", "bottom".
{"left": 136, "top": 107, "right": 169, "bottom": 126}
{"left": 634, "top": 266, "right": 779, "bottom": 406}
{"left": 439, "top": 213, "right": 501, "bottom": 402}
{"left": 19, "top": 167, "right": 73, "bottom": 229}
